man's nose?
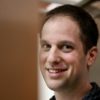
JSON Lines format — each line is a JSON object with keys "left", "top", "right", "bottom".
{"left": 47, "top": 47, "right": 61, "bottom": 64}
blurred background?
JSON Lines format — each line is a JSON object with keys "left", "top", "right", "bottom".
{"left": 0, "top": 0, "right": 39, "bottom": 100}
{"left": 39, "top": 0, "right": 100, "bottom": 100}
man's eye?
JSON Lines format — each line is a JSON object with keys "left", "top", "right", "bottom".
{"left": 59, "top": 45, "right": 73, "bottom": 53}
{"left": 41, "top": 44, "right": 51, "bottom": 51}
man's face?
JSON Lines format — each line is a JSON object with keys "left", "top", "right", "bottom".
{"left": 39, "top": 16, "right": 92, "bottom": 91}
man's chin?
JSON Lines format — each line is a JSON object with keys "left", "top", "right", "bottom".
{"left": 46, "top": 82, "right": 64, "bottom": 91}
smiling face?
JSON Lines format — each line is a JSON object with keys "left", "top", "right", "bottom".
{"left": 39, "top": 16, "right": 96, "bottom": 92}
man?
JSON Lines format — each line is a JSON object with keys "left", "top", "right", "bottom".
{"left": 39, "top": 5, "right": 100, "bottom": 100}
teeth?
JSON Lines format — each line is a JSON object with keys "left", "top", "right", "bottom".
{"left": 49, "top": 69, "right": 59, "bottom": 73}
{"left": 48, "top": 69, "right": 67, "bottom": 73}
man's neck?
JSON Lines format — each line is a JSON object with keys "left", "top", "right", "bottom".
{"left": 54, "top": 82, "right": 92, "bottom": 100}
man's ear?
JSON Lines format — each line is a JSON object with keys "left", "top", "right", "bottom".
{"left": 87, "top": 46, "right": 98, "bottom": 67}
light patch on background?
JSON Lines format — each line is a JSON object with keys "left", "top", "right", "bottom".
{"left": 42, "top": 0, "right": 90, "bottom": 5}
{"left": 38, "top": 68, "right": 54, "bottom": 100}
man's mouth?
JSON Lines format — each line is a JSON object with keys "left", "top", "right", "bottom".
{"left": 45, "top": 67, "right": 68, "bottom": 79}
{"left": 45, "top": 63, "right": 68, "bottom": 78}
{"left": 47, "top": 68, "right": 68, "bottom": 73}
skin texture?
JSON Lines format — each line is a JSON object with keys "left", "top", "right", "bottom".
{"left": 39, "top": 16, "right": 97, "bottom": 100}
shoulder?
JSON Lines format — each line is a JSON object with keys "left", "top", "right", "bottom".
{"left": 83, "top": 82, "right": 100, "bottom": 100}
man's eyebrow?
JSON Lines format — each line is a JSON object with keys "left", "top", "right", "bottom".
{"left": 57, "top": 40, "right": 74, "bottom": 45}
{"left": 40, "top": 40, "right": 48, "bottom": 44}
{"left": 40, "top": 40, "right": 75, "bottom": 45}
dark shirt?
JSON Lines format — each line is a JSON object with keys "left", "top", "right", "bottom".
{"left": 50, "top": 82, "right": 100, "bottom": 100}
